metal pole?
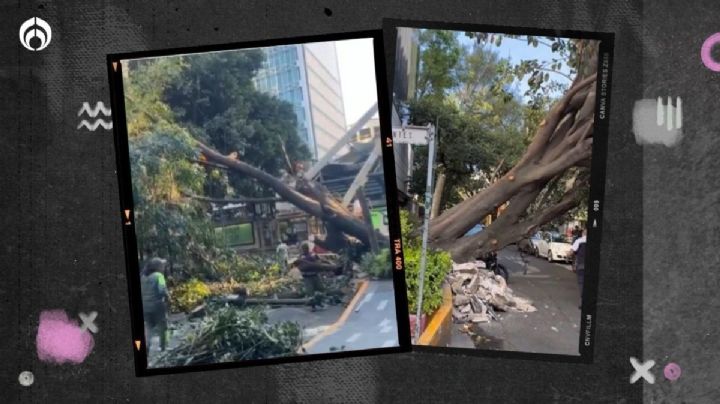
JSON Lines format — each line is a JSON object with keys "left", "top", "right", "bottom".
{"left": 304, "top": 103, "right": 378, "bottom": 180}
{"left": 414, "top": 124, "right": 436, "bottom": 342}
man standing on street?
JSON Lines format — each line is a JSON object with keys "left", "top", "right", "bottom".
{"left": 571, "top": 229, "right": 587, "bottom": 309}
{"left": 141, "top": 257, "right": 170, "bottom": 352}
{"left": 276, "top": 241, "right": 289, "bottom": 274}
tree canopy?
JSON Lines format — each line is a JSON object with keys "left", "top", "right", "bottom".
{"left": 405, "top": 29, "right": 597, "bottom": 259}
{"left": 163, "top": 51, "right": 310, "bottom": 198}
{"left": 124, "top": 49, "right": 309, "bottom": 272}
{"left": 408, "top": 30, "right": 529, "bottom": 211}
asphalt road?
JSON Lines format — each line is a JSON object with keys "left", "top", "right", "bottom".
{"left": 304, "top": 279, "right": 399, "bottom": 354}
{"left": 451, "top": 246, "right": 583, "bottom": 356}
{"left": 147, "top": 279, "right": 399, "bottom": 366}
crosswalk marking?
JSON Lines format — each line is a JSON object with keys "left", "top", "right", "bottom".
{"left": 354, "top": 291, "right": 375, "bottom": 312}
{"left": 346, "top": 333, "right": 362, "bottom": 343}
{"left": 376, "top": 299, "right": 388, "bottom": 311}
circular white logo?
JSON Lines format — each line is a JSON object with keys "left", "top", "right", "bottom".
{"left": 18, "top": 371, "right": 34, "bottom": 386}
{"left": 19, "top": 17, "right": 52, "bottom": 51}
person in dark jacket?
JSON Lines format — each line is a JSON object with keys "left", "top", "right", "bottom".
{"left": 141, "top": 257, "right": 170, "bottom": 351}
{"left": 570, "top": 229, "right": 587, "bottom": 308}
{"left": 296, "top": 243, "right": 325, "bottom": 308}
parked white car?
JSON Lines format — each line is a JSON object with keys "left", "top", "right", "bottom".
{"left": 535, "top": 232, "right": 573, "bottom": 263}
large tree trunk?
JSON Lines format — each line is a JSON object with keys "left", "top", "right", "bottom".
{"left": 196, "top": 142, "right": 388, "bottom": 256}
{"left": 448, "top": 177, "right": 585, "bottom": 260}
{"left": 430, "top": 40, "right": 599, "bottom": 261}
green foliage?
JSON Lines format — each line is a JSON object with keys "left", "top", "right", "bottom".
{"left": 170, "top": 278, "right": 212, "bottom": 312}
{"left": 400, "top": 210, "right": 451, "bottom": 315}
{"left": 408, "top": 29, "right": 594, "bottom": 225}
{"left": 400, "top": 209, "right": 419, "bottom": 248}
{"left": 416, "top": 30, "right": 463, "bottom": 100}
{"left": 212, "top": 252, "right": 276, "bottom": 283}
{"left": 129, "top": 129, "right": 218, "bottom": 274}
{"left": 124, "top": 58, "right": 187, "bottom": 138}
{"left": 163, "top": 51, "right": 310, "bottom": 198}
{"left": 155, "top": 305, "right": 303, "bottom": 366}
{"left": 463, "top": 33, "right": 579, "bottom": 104}
{"left": 407, "top": 97, "right": 525, "bottom": 209}
{"left": 124, "top": 48, "right": 312, "bottom": 275}
{"left": 409, "top": 31, "right": 531, "bottom": 211}
{"left": 245, "top": 273, "right": 302, "bottom": 297}
{"left": 360, "top": 248, "right": 392, "bottom": 279}
{"left": 404, "top": 244, "right": 452, "bottom": 316}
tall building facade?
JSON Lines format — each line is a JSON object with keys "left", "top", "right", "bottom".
{"left": 392, "top": 27, "right": 420, "bottom": 196}
{"left": 253, "top": 42, "right": 347, "bottom": 161}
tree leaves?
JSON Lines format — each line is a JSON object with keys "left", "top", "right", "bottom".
{"left": 163, "top": 51, "right": 310, "bottom": 198}
{"left": 154, "top": 305, "right": 303, "bottom": 367}
{"left": 124, "top": 48, "right": 311, "bottom": 272}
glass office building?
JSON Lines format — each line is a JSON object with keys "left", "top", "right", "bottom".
{"left": 253, "top": 43, "right": 347, "bottom": 161}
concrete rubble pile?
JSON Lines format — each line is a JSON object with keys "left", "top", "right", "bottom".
{"left": 449, "top": 261, "right": 536, "bottom": 324}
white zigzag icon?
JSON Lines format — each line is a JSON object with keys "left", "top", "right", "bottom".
{"left": 78, "top": 101, "right": 111, "bottom": 117}
{"left": 77, "top": 120, "right": 113, "bottom": 130}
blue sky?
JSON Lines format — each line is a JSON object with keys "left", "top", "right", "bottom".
{"left": 333, "top": 32, "right": 577, "bottom": 126}
{"left": 457, "top": 32, "right": 574, "bottom": 102}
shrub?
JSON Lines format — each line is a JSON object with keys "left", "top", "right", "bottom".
{"left": 400, "top": 209, "right": 420, "bottom": 248}
{"left": 246, "top": 275, "right": 302, "bottom": 297}
{"left": 154, "top": 305, "right": 303, "bottom": 367}
{"left": 213, "top": 252, "right": 274, "bottom": 283}
{"left": 404, "top": 243, "right": 452, "bottom": 316}
{"left": 170, "top": 278, "right": 211, "bottom": 312}
{"left": 360, "top": 248, "right": 392, "bottom": 279}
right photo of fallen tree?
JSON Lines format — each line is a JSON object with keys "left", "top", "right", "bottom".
{"left": 392, "top": 26, "right": 600, "bottom": 355}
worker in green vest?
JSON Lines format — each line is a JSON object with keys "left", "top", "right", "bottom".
{"left": 141, "top": 257, "right": 170, "bottom": 351}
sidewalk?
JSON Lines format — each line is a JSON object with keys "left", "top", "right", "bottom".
{"left": 450, "top": 247, "right": 582, "bottom": 355}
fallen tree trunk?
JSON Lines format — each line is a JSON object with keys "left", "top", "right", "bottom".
{"left": 196, "top": 141, "right": 388, "bottom": 256}
{"left": 429, "top": 40, "right": 599, "bottom": 261}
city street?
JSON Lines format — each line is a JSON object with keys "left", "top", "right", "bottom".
{"left": 302, "top": 279, "right": 399, "bottom": 354}
{"left": 451, "top": 247, "right": 582, "bottom": 356}
{"left": 148, "top": 279, "right": 398, "bottom": 366}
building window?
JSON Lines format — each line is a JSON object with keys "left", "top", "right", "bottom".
{"left": 356, "top": 127, "right": 373, "bottom": 143}
{"left": 215, "top": 223, "right": 255, "bottom": 247}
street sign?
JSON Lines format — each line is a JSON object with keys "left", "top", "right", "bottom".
{"left": 392, "top": 125, "right": 430, "bottom": 145}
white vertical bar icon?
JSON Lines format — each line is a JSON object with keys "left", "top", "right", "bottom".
{"left": 656, "top": 97, "right": 664, "bottom": 126}
{"left": 675, "top": 97, "right": 682, "bottom": 129}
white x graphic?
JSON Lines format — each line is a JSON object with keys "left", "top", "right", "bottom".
{"left": 630, "top": 357, "right": 655, "bottom": 384}
{"left": 78, "top": 311, "right": 99, "bottom": 333}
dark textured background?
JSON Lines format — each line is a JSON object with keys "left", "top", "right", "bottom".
{"left": 0, "top": 0, "right": 671, "bottom": 402}
{"left": 642, "top": 0, "right": 720, "bottom": 402}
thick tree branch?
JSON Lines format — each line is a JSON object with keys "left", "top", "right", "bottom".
{"left": 197, "top": 141, "right": 324, "bottom": 218}
{"left": 520, "top": 183, "right": 584, "bottom": 235}
{"left": 183, "top": 193, "right": 280, "bottom": 204}
{"left": 513, "top": 74, "right": 596, "bottom": 171}
{"left": 196, "top": 140, "right": 383, "bottom": 251}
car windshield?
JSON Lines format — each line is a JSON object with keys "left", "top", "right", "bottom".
{"left": 551, "top": 234, "right": 569, "bottom": 243}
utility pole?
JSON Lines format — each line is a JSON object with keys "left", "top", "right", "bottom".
{"left": 414, "top": 124, "right": 436, "bottom": 342}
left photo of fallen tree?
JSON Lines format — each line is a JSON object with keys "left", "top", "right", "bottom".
{"left": 110, "top": 33, "right": 407, "bottom": 372}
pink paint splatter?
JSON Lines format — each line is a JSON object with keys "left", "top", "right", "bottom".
{"left": 36, "top": 310, "right": 94, "bottom": 364}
